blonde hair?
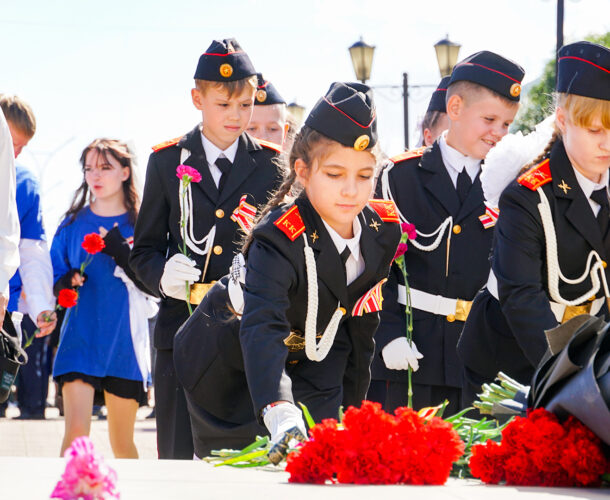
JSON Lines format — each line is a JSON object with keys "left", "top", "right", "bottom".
{"left": 241, "top": 126, "right": 381, "bottom": 253}
{"left": 0, "top": 94, "right": 36, "bottom": 137}
{"left": 195, "top": 75, "right": 257, "bottom": 99}
{"left": 521, "top": 92, "right": 610, "bottom": 173}
{"left": 447, "top": 80, "right": 519, "bottom": 108}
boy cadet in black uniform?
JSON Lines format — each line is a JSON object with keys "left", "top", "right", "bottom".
{"left": 370, "top": 51, "right": 524, "bottom": 414}
{"left": 246, "top": 73, "right": 289, "bottom": 146}
{"left": 130, "top": 38, "right": 282, "bottom": 459}
{"left": 419, "top": 76, "right": 451, "bottom": 147}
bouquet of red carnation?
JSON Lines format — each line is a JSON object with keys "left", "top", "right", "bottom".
{"left": 285, "top": 401, "right": 464, "bottom": 485}
{"left": 469, "top": 408, "right": 609, "bottom": 487}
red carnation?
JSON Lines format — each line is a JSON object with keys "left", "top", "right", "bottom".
{"left": 57, "top": 289, "right": 78, "bottom": 309}
{"left": 393, "top": 242, "right": 408, "bottom": 261}
{"left": 81, "top": 233, "right": 106, "bottom": 255}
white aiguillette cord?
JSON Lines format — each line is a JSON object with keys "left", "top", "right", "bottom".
{"left": 302, "top": 233, "right": 345, "bottom": 362}
{"left": 537, "top": 188, "right": 610, "bottom": 306}
{"left": 178, "top": 148, "right": 216, "bottom": 257}
{"left": 381, "top": 163, "right": 454, "bottom": 275}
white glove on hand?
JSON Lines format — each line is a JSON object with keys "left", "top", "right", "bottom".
{"left": 382, "top": 337, "right": 423, "bottom": 371}
{"left": 160, "top": 253, "right": 201, "bottom": 301}
{"left": 263, "top": 402, "right": 307, "bottom": 445}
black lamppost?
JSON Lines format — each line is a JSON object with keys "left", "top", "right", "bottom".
{"left": 556, "top": 0, "right": 564, "bottom": 84}
{"left": 349, "top": 35, "right": 461, "bottom": 149}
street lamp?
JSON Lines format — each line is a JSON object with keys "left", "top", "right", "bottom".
{"left": 348, "top": 37, "right": 375, "bottom": 83}
{"left": 434, "top": 35, "right": 462, "bottom": 77}
{"left": 348, "top": 36, "right": 460, "bottom": 150}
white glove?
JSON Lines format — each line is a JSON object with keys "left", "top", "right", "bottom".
{"left": 263, "top": 402, "right": 307, "bottom": 445}
{"left": 382, "top": 337, "right": 423, "bottom": 371}
{"left": 160, "top": 253, "right": 201, "bottom": 301}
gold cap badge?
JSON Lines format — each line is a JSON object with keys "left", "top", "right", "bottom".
{"left": 219, "top": 63, "right": 233, "bottom": 78}
{"left": 510, "top": 83, "right": 521, "bottom": 97}
{"left": 354, "top": 135, "right": 370, "bottom": 151}
{"left": 256, "top": 89, "right": 267, "bottom": 103}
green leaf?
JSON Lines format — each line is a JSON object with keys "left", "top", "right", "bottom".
{"left": 298, "top": 402, "right": 316, "bottom": 429}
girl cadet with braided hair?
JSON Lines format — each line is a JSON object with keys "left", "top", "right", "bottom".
{"left": 458, "top": 41, "right": 610, "bottom": 408}
{"left": 173, "top": 82, "right": 400, "bottom": 459}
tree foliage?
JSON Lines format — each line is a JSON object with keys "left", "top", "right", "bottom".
{"left": 513, "top": 32, "right": 609, "bottom": 133}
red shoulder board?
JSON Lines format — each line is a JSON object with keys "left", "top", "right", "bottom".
{"left": 151, "top": 136, "right": 182, "bottom": 152}
{"left": 517, "top": 158, "right": 552, "bottom": 191}
{"left": 257, "top": 139, "right": 282, "bottom": 153}
{"left": 368, "top": 199, "right": 400, "bottom": 223}
{"left": 273, "top": 205, "right": 306, "bottom": 241}
{"left": 390, "top": 146, "right": 426, "bottom": 164}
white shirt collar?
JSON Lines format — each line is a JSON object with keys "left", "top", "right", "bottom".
{"left": 200, "top": 130, "right": 239, "bottom": 165}
{"left": 321, "top": 217, "right": 362, "bottom": 262}
{"left": 572, "top": 166, "right": 609, "bottom": 200}
{"left": 438, "top": 130, "right": 481, "bottom": 180}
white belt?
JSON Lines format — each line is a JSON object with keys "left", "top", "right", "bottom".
{"left": 486, "top": 270, "right": 605, "bottom": 323}
{"left": 398, "top": 285, "right": 472, "bottom": 322}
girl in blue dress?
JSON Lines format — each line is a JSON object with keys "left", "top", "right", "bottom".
{"left": 50, "top": 139, "right": 157, "bottom": 457}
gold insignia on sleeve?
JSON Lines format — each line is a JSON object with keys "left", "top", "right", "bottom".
{"left": 220, "top": 63, "right": 233, "bottom": 78}
{"left": 354, "top": 135, "right": 370, "bottom": 151}
{"left": 369, "top": 220, "right": 380, "bottom": 232}
{"left": 510, "top": 83, "right": 521, "bottom": 97}
{"left": 310, "top": 230, "right": 319, "bottom": 243}
{"left": 558, "top": 180, "right": 571, "bottom": 194}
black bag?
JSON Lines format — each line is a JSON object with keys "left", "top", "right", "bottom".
{"left": 0, "top": 312, "right": 28, "bottom": 404}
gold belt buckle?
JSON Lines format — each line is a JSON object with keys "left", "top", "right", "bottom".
{"left": 189, "top": 282, "right": 217, "bottom": 305}
{"left": 283, "top": 330, "right": 322, "bottom": 352}
{"left": 561, "top": 303, "right": 592, "bottom": 323}
{"left": 454, "top": 298, "right": 473, "bottom": 322}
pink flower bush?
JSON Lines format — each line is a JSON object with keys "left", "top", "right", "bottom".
{"left": 176, "top": 164, "right": 202, "bottom": 184}
{"left": 51, "top": 437, "right": 119, "bottom": 500}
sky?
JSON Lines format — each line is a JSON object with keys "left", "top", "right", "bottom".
{"left": 1, "top": 0, "right": 608, "bottom": 235}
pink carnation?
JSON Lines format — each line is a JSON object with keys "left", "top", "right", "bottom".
{"left": 393, "top": 242, "right": 408, "bottom": 260}
{"left": 176, "top": 164, "right": 202, "bottom": 184}
{"left": 401, "top": 223, "right": 417, "bottom": 240}
{"left": 51, "top": 436, "right": 119, "bottom": 500}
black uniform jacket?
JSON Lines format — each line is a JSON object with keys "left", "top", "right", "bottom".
{"left": 371, "top": 142, "right": 493, "bottom": 387}
{"left": 458, "top": 140, "right": 610, "bottom": 383}
{"left": 129, "top": 126, "right": 281, "bottom": 349}
{"left": 173, "top": 196, "right": 400, "bottom": 455}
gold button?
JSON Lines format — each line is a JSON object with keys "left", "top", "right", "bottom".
{"left": 603, "top": 261, "right": 608, "bottom": 269}
{"left": 213, "top": 245, "right": 223, "bottom": 255}
{"left": 447, "top": 314, "right": 456, "bottom": 322}
{"left": 453, "top": 225, "right": 462, "bottom": 235}
{"left": 215, "top": 209, "right": 224, "bottom": 218}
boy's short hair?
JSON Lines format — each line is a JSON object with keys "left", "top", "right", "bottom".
{"left": 446, "top": 81, "right": 519, "bottom": 108}
{"left": 0, "top": 94, "right": 36, "bottom": 137}
{"left": 195, "top": 75, "right": 257, "bottom": 99}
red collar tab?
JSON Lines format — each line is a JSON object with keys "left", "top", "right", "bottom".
{"left": 257, "top": 138, "right": 282, "bottom": 153}
{"left": 368, "top": 199, "right": 400, "bottom": 223}
{"left": 274, "top": 205, "right": 306, "bottom": 241}
{"left": 517, "top": 158, "right": 552, "bottom": 191}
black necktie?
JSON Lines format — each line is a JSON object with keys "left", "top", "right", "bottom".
{"left": 215, "top": 157, "right": 232, "bottom": 193}
{"left": 591, "top": 188, "right": 609, "bottom": 237}
{"left": 340, "top": 246, "right": 351, "bottom": 283}
{"left": 456, "top": 167, "right": 472, "bottom": 204}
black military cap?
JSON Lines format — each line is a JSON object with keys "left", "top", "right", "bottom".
{"left": 305, "top": 82, "right": 377, "bottom": 151}
{"left": 254, "top": 73, "right": 286, "bottom": 106}
{"left": 426, "top": 76, "right": 451, "bottom": 113}
{"left": 194, "top": 38, "right": 256, "bottom": 81}
{"left": 557, "top": 41, "right": 610, "bottom": 101}
{"left": 449, "top": 50, "right": 525, "bottom": 101}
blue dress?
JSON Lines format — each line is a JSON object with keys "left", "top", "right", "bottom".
{"left": 51, "top": 207, "right": 142, "bottom": 382}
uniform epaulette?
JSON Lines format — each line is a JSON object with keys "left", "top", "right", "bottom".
{"left": 256, "top": 139, "right": 282, "bottom": 153}
{"left": 151, "top": 136, "right": 183, "bottom": 152}
{"left": 368, "top": 199, "right": 400, "bottom": 223}
{"left": 390, "top": 146, "right": 426, "bottom": 164}
{"left": 273, "top": 205, "right": 306, "bottom": 241}
{"left": 517, "top": 158, "right": 552, "bottom": 191}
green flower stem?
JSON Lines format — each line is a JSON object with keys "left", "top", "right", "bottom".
{"left": 396, "top": 235, "right": 414, "bottom": 408}
{"left": 179, "top": 181, "right": 194, "bottom": 316}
